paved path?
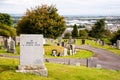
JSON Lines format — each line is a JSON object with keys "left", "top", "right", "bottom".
{"left": 76, "top": 45, "right": 120, "bottom": 70}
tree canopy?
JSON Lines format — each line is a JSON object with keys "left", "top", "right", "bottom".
{"left": 71, "top": 24, "right": 78, "bottom": 38}
{"left": 0, "top": 23, "right": 16, "bottom": 37}
{"left": 79, "top": 30, "right": 88, "bottom": 38}
{"left": 110, "top": 29, "right": 120, "bottom": 44}
{"left": 17, "top": 5, "right": 66, "bottom": 38}
{"left": 89, "top": 19, "right": 109, "bottom": 39}
{"left": 0, "top": 13, "right": 13, "bottom": 26}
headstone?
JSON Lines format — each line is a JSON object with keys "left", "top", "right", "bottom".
{"left": 96, "top": 64, "right": 102, "bottom": 69}
{"left": 52, "top": 49, "right": 57, "bottom": 57}
{"left": 58, "top": 52, "right": 63, "bottom": 57}
{"left": 15, "top": 36, "right": 20, "bottom": 45}
{"left": 9, "top": 39, "right": 16, "bottom": 53}
{"left": 17, "top": 34, "right": 48, "bottom": 76}
{"left": 68, "top": 36, "right": 72, "bottom": 44}
{"left": 117, "top": 40, "right": 120, "bottom": 49}
{"left": 100, "top": 40, "right": 104, "bottom": 46}
{"left": 58, "top": 37, "right": 62, "bottom": 46}
{"left": 113, "top": 43, "right": 117, "bottom": 48}
{"left": 82, "top": 39, "right": 85, "bottom": 44}
{"left": 43, "top": 38, "right": 46, "bottom": 44}
{"left": 76, "top": 62, "right": 80, "bottom": 66}
{"left": 96, "top": 39, "right": 100, "bottom": 44}
{"left": 63, "top": 48, "right": 68, "bottom": 56}
{"left": 70, "top": 44, "right": 75, "bottom": 55}
{"left": 69, "top": 49, "right": 72, "bottom": 55}
{"left": 62, "top": 42, "right": 65, "bottom": 47}
{"left": 86, "top": 57, "right": 98, "bottom": 68}
{"left": 73, "top": 38, "right": 76, "bottom": 44}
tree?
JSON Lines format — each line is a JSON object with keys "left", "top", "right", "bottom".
{"left": 71, "top": 24, "right": 78, "bottom": 38}
{"left": 17, "top": 5, "right": 66, "bottom": 39}
{"left": 0, "top": 13, "right": 13, "bottom": 26}
{"left": 79, "top": 30, "right": 88, "bottom": 38}
{"left": 89, "top": 19, "right": 106, "bottom": 39}
{"left": 0, "top": 23, "right": 16, "bottom": 37}
{"left": 64, "top": 32, "right": 71, "bottom": 38}
{"left": 110, "top": 29, "right": 120, "bottom": 44}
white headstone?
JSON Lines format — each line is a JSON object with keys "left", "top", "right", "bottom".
{"left": 64, "top": 48, "right": 68, "bottom": 56}
{"left": 70, "top": 50, "right": 72, "bottom": 55}
{"left": 117, "top": 40, "right": 120, "bottom": 49}
{"left": 17, "top": 34, "right": 47, "bottom": 76}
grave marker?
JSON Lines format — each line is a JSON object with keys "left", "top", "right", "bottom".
{"left": 17, "top": 34, "right": 48, "bottom": 76}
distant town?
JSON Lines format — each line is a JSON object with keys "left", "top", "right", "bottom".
{"left": 11, "top": 14, "right": 120, "bottom": 33}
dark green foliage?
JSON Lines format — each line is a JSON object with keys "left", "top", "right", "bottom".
{"left": 78, "top": 25, "right": 85, "bottom": 28}
{"left": 17, "top": 5, "right": 66, "bottom": 39}
{"left": 0, "top": 13, "right": 13, "bottom": 26}
{"left": 110, "top": 29, "right": 120, "bottom": 44}
{"left": 64, "top": 32, "right": 71, "bottom": 38}
{"left": 71, "top": 24, "right": 78, "bottom": 38}
{"left": 89, "top": 19, "right": 110, "bottom": 39}
{"left": 79, "top": 30, "right": 88, "bottom": 38}
{"left": 0, "top": 24, "right": 16, "bottom": 37}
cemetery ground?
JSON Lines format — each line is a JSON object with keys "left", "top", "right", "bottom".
{"left": 0, "top": 57, "right": 120, "bottom": 80}
{"left": 0, "top": 39, "right": 120, "bottom": 80}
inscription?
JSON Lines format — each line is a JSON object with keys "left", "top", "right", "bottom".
{"left": 22, "top": 40, "right": 40, "bottom": 46}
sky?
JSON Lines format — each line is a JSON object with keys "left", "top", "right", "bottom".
{"left": 0, "top": 0, "right": 120, "bottom": 16}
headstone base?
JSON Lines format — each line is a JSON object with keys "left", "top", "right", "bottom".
{"left": 16, "top": 65, "right": 48, "bottom": 77}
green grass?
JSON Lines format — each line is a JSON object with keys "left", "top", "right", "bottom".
{"left": 0, "top": 46, "right": 19, "bottom": 56}
{"left": 75, "top": 39, "right": 120, "bottom": 56}
{"left": 0, "top": 57, "right": 120, "bottom": 80}
{"left": 45, "top": 49, "right": 93, "bottom": 58}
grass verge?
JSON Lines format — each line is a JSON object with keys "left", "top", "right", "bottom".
{"left": 0, "top": 57, "right": 120, "bottom": 80}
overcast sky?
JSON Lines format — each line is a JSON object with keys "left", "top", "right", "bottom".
{"left": 0, "top": 0, "right": 120, "bottom": 16}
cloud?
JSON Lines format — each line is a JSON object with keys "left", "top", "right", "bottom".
{"left": 0, "top": 0, "right": 120, "bottom": 15}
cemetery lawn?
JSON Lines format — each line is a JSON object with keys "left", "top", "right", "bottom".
{"left": 76, "top": 39, "right": 120, "bottom": 56}
{"left": 0, "top": 57, "right": 120, "bottom": 80}
{"left": 44, "top": 45, "right": 93, "bottom": 58}
{"left": 0, "top": 46, "right": 20, "bottom": 56}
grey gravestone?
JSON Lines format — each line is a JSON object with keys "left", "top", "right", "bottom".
{"left": 86, "top": 57, "right": 97, "bottom": 68}
{"left": 69, "top": 49, "right": 72, "bottom": 55}
{"left": 58, "top": 52, "right": 63, "bottom": 57}
{"left": 73, "top": 38, "right": 76, "bottom": 44}
{"left": 117, "top": 40, "right": 120, "bottom": 49}
{"left": 113, "top": 43, "right": 117, "bottom": 48}
{"left": 82, "top": 39, "right": 85, "bottom": 44}
{"left": 62, "top": 42, "right": 65, "bottom": 47}
{"left": 15, "top": 36, "right": 20, "bottom": 45}
{"left": 70, "top": 44, "right": 75, "bottom": 55}
{"left": 63, "top": 48, "right": 68, "bottom": 56}
{"left": 9, "top": 39, "right": 16, "bottom": 53}
{"left": 58, "top": 37, "right": 62, "bottom": 46}
{"left": 17, "top": 34, "right": 48, "bottom": 76}
{"left": 68, "top": 36, "right": 72, "bottom": 44}
{"left": 52, "top": 49, "right": 57, "bottom": 57}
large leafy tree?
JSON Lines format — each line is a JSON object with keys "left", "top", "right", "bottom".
{"left": 17, "top": 5, "right": 66, "bottom": 38}
{"left": 79, "top": 30, "right": 88, "bottom": 38}
{"left": 110, "top": 29, "right": 120, "bottom": 44}
{"left": 89, "top": 19, "right": 107, "bottom": 39}
{"left": 0, "top": 23, "right": 16, "bottom": 37}
{"left": 71, "top": 24, "right": 78, "bottom": 38}
{"left": 0, "top": 13, "right": 13, "bottom": 26}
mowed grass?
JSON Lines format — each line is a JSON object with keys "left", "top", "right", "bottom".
{"left": 0, "top": 57, "right": 120, "bottom": 80}
{"left": 0, "top": 46, "right": 20, "bottom": 56}
{"left": 44, "top": 45, "right": 93, "bottom": 58}
{"left": 75, "top": 39, "right": 120, "bottom": 56}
